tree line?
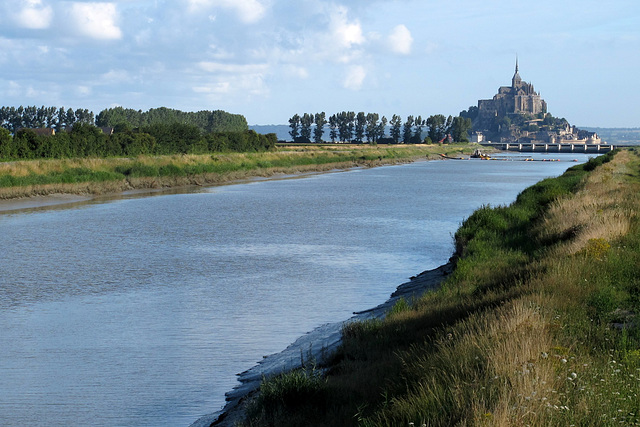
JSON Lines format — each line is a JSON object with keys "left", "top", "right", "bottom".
{"left": 95, "top": 107, "right": 248, "bottom": 133}
{"left": 288, "top": 112, "right": 473, "bottom": 144}
{"left": 0, "top": 105, "right": 269, "bottom": 160}
{"left": 0, "top": 124, "right": 275, "bottom": 160}
{"left": 0, "top": 106, "right": 95, "bottom": 133}
{"left": 0, "top": 105, "right": 249, "bottom": 135}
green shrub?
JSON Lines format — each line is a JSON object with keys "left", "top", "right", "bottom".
{"left": 158, "top": 163, "right": 184, "bottom": 176}
{"left": 249, "top": 368, "right": 327, "bottom": 424}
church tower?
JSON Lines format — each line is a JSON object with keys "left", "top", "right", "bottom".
{"left": 512, "top": 57, "right": 522, "bottom": 88}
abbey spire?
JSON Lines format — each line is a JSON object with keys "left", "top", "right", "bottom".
{"left": 512, "top": 56, "right": 522, "bottom": 88}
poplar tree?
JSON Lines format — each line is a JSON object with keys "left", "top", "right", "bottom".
{"left": 354, "top": 112, "right": 366, "bottom": 143}
{"left": 314, "top": 112, "right": 327, "bottom": 143}
{"left": 403, "top": 115, "right": 414, "bottom": 143}
{"left": 390, "top": 114, "right": 402, "bottom": 144}
{"left": 299, "top": 113, "right": 313, "bottom": 142}
{"left": 288, "top": 114, "right": 300, "bottom": 141}
{"left": 328, "top": 114, "right": 338, "bottom": 143}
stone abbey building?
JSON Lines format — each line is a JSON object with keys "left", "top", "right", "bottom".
{"left": 472, "top": 60, "right": 601, "bottom": 145}
{"left": 476, "top": 59, "right": 547, "bottom": 129}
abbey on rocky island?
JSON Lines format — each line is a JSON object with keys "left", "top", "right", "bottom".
{"left": 471, "top": 59, "right": 601, "bottom": 145}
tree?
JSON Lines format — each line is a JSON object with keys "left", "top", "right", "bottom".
{"left": 402, "top": 115, "right": 414, "bottom": 143}
{"left": 13, "top": 129, "right": 38, "bottom": 159}
{"left": 450, "top": 116, "right": 472, "bottom": 142}
{"left": 413, "top": 115, "right": 424, "bottom": 143}
{"left": 299, "top": 113, "right": 314, "bottom": 142}
{"left": 390, "top": 114, "right": 402, "bottom": 144}
{"left": 354, "top": 112, "right": 366, "bottom": 143}
{"left": 365, "top": 113, "right": 379, "bottom": 143}
{"left": 376, "top": 116, "right": 388, "bottom": 142}
{"left": 75, "top": 108, "right": 94, "bottom": 125}
{"left": 427, "top": 114, "right": 447, "bottom": 143}
{"left": 56, "top": 107, "right": 67, "bottom": 131}
{"left": 68, "top": 123, "right": 107, "bottom": 156}
{"left": 328, "top": 114, "right": 338, "bottom": 143}
{"left": 0, "top": 127, "right": 13, "bottom": 159}
{"left": 459, "top": 106, "right": 479, "bottom": 122}
{"left": 96, "top": 107, "right": 248, "bottom": 133}
{"left": 497, "top": 116, "right": 512, "bottom": 133}
{"left": 336, "top": 111, "right": 353, "bottom": 142}
{"left": 288, "top": 114, "right": 300, "bottom": 141}
{"left": 10, "top": 106, "right": 24, "bottom": 132}
{"left": 111, "top": 131, "right": 156, "bottom": 156}
{"left": 23, "top": 106, "right": 37, "bottom": 128}
{"left": 346, "top": 111, "right": 356, "bottom": 142}
{"left": 66, "top": 108, "right": 77, "bottom": 129}
{"left": 314, "top": 112, "right": 327, "bottom": 143}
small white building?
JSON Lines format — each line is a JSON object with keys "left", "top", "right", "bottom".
{"left": 471, "top": 131, "right": 485, "bottom": 143}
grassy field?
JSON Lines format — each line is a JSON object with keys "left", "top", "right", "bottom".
{"left": 0, "top": 144, "right": 474, "bottom": 200}
{"left": 243, "top": 148, "right": 640, "bottom": 426}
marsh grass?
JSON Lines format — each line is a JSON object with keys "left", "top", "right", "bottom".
{"left": 242, "top": 148, "right": 640, "bottom": 426}
{"left": 0, "top": 144, "right": 473, "bottom": 199}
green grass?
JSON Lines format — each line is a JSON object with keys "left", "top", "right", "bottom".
{"left": 0, "top": 167, "right": 125, "bottom": 187}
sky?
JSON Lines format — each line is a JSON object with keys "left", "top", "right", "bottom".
{"left": 1, "top": 0, "right": 639, "bottom": 127}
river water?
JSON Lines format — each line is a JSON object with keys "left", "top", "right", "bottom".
{"left": 0, "top": 153, "right": 591, "bottom": 426}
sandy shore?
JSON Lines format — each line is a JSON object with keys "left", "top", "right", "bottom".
{"left": 0, "top": 193, "right": 94, "bottom": 212}
{"left": 190, "top": 262, "right": 454, "bottom": 427}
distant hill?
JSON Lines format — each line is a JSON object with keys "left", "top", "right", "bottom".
{"left": 251, "top": 124, "right": 640, "bottom": 146}
{"left": 250, "top": 125, "right": 291, "bottom": 141}
{"left": 580, "top": 127, "right": 640, "bottom": 145}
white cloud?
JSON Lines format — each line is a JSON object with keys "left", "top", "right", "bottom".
{"left": 289, "top": 5, "right": 364, "bottom": 65}
{"left": 283, "top": 65, "right": 308, "bottom": 79}
{"left": 343, "top": 65, "right": 366, "bottom": 90}
{"left": 193, "top": 82, "right": 231, "bottom": 94}
{"left": 76, "top": 85, "right": 92, "bottom": 96}
{"left": 187, "top": 0, "right": 266, "bottom": 24}
{"left": 194, "top": 60, "right": 270, "bottom": 99}
{"left": 329, "top": 6, "right": 365, "bottom": 49}
{"left": 100, "top": 69, "right": 130, "bottom": 84}
{"left": 68, "top": 2, "right": 122, "bottom": 40}
{"left": 388, "top": 24, "right": 413, "bottom": 55}
{"left": 15, "top": 0, "right": 53, "bottom": 30}
{"left": 206, "top": 44, "right": 234, "bottom": 60}
{"left": 198, "top": 61, "right": 268, "bottom": 74}
{"left": 193, "top": 72, "right": 269, "bottom": 98}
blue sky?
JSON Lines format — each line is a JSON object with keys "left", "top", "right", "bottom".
{"left": 1, "top": 0, "right": 638, "bottom": 127}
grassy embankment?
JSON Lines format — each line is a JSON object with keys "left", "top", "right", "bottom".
{"left": 244, "top": 148, "right": 640, "bottom": 426}
{"left": 0, "top": 144, "right": 474, "bottom": 200}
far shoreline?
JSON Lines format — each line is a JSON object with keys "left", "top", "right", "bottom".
{"left": 0, "top": 164, "right": 405, "bottom": 213}
{"left": 0, "top": 145, "right": 461, "bottom": 213}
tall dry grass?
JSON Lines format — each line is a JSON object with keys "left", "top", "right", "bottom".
{"left": 536, "top": 149, "right": 636, "bottom": 256}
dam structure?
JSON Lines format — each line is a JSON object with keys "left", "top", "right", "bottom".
{"left": 486, "top": 142, "right": 616, "bottom": 153}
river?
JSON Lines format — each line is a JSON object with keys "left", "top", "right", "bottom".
{"left": 0, "top": 153, "right": 591, "bottom": 426}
